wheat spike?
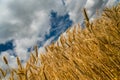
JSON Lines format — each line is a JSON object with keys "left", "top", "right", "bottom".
{"left": 83, "top": 8, "right": 89, "bottom": 22}
{"left": 34, "top": 46, "right": 38, "bottom": 57}
{"left": 16, "top": 57, "right": 22, "bottom": 70}
{"left": 3, "top": 56, "right": 8, "bottom": 65}
{"left": 0, "top": 68, "right": 6, "bottom": 77}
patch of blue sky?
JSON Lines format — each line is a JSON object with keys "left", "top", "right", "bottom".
{"left": 0, "top": 40, "right": 14, "bottom": 53}
{"left": 45, "top": 11, "right": 72, "bottom": 41}
{"left": 27, "top": 11, "right": 73, "bottom": 52}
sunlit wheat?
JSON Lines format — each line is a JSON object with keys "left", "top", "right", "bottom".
{"left": 0, "top": 3, "right": 120, "bottom": 80}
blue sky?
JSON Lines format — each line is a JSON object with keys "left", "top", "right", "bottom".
{"left": 0, "top": 0, "right": 119, "bottom": 69}
{"left": 0, "top": 40, "right": 14, "bottom": 52}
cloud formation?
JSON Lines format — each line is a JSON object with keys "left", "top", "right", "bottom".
{"left": 64, "top": 0, "right": 110, "bottom": 23}
{"left": 0, "top": 0, "right": 119, "bottom": 69}
{"left": 0, "top": 0, "right": 66, "bottom": 69}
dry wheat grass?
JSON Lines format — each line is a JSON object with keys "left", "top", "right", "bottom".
{"left": 0, "top": 3, "right": 120, "bottom": 80}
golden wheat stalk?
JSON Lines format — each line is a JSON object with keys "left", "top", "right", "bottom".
{"left": 16, "top": 57, "right": 22, "bottom": 70}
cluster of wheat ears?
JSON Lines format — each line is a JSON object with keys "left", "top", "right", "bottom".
{"left": 0, "top": 3, "right": 120, "bottom": 80}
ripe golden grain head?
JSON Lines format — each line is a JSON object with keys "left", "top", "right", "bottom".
{"left": 16, "top": 57, "right": 22, "bottom": 70}
{"left": 3, "top": 56, "right": 8, "bottom": 65}
{"left": 0, "top": 68, "right": 6, "bottom": 77}
{"left": 34, "top": 46, "right": 38, "bottom": 58}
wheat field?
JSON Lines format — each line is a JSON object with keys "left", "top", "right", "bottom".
{"left": 0, "top": 3, "right": 120, "bottom": 80}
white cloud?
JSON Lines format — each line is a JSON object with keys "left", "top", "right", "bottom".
{"left": 64, "top": 0, "right": 87, "bottom": 23}
{"left": 0, "top": 0, "right": 66, "bottom": 69}
{"left": 0, "top": 0, "right": 66, "bottom": 43}
{"left": 85, "top": 0, "right": 108, "bottom": 18}
{"left": 64, "top": 0, "right": 110, "bottom": 23}
{"left": 106, "top": 0, "right": 119, "bottom": 7}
